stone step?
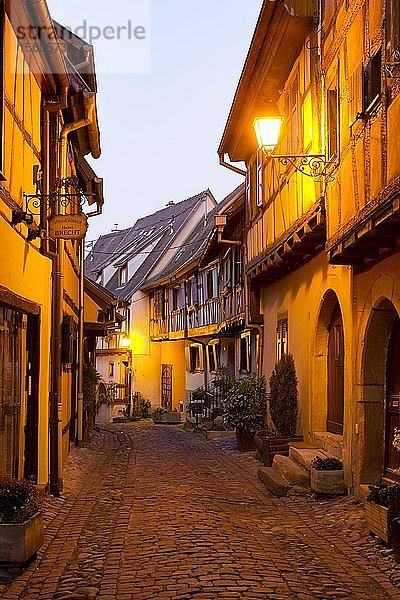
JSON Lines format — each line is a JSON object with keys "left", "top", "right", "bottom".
{"left": 272, "top": 454, "right": 309, "bottom": 485}
{"left": 258, "top": 466, "right": 291, "bottom": 497}
{"left": 289, "top": 446, "right": 328, "bottom": 473}
{"left": 312, "top": 431, "right": 343, "bottom": 460}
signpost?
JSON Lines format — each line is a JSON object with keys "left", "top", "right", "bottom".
{"left": 49, "top": 214, "right": 88, "bottom": 240}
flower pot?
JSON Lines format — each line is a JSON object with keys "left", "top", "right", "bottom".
{"left": 365, "top": 501, "right": 392, "bottom": 545}
{"left": 153, "top": 412, "right": 181, "bottom": 424}
{"left": 0, "top": 512, "right": 44, "bottom": 566}
{"left": 236, "top": 426, "right": 256, "bottom": 452}
{"left": 310, "top": 467, "right": 345, "bottom": 495}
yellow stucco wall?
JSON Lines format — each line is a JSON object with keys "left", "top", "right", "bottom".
{"left": 260, "top": 253, "right": 353, "bottom": 480}
{"left": 0, "top": 218, "right": 52, "bottom": 486}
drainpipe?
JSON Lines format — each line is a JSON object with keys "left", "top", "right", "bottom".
{"left": 218, "top": 152, "right": 246, "bottom": 176}
{"left": 43, "top": 92, "right": 97, "bottom": 492}
{"left": 58, "top": 93, "right": 96, "bottom": 448}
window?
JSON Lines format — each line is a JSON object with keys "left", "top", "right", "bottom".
{"left": 189, "top": 344, "right": 203, "bottom": 372}
{"left": 386, "top": 0, "right": 400, "bottom": 60}
{"left": 327, "top": 88, "right": 339, "bottom": 159}
{"left": 207, "top": 268, "right": 218, "bottom": 299}
{"left": 276, "top": 316, "right": 288, "bottom": 362}
{"left": 108, "top": 362, "right": 115, "bottom": 377}
{"left": 207, "top": 341, "right": 220, "bottom": 373}
{"left": 256, "top": 150, "right": 263, "bottom": 207}
{"left": 363, "top": 49, "right": 382, "bottom": 114}
{"left": 240, "top": 332, "right": 251, "bottom": 373}
{"left": 96, "top": 271, "right": 103, "bottom": 285}
{"left": 154, "top": 289, "right": 165, "bottom": 319}
{"left": 172, "top": 287, "right": 179, "bottom": 311}
{"left": 119, "top": 265, "right": 128, "bottom": 286}
{"left": 286, "top": 75, "right": 300, "bottom": 154}
{"left": 233, "top": 247, "right": 243, "bottom": 287}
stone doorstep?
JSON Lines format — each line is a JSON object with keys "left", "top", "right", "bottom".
{"left": 289, "top": 446, "right": 330, "bottom": 473}
{"left": 272, "top": 454, "right": 309, "bottom": 485}
{"left": 257, "top": 466, "right": 291, "bottom": 497}
{"left": 312, "top": 431, "right": 344, "bottom": 460}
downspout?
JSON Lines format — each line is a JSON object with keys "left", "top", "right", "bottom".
{"left": 218, "top": 152, "right": 246, "bottom": 177}
{"left": 43, "top": 100, "right": 64, "bottom": 497}
{"left": 57, "top": 92, "right": 97, "bottom": 447}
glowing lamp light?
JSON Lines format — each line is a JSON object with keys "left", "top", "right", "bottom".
{"left": 253, "top": 117, "right": 283, "bottom": 153}
{"left": 120, "top": 335, "right": 131, "bottom": 349}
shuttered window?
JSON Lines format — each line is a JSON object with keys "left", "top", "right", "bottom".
{"left": 348, "top": 64, "right": 363, "bottom": 126}
{"left": 327, "top": 88, "right": 339, "bottom": 159}
{"left": 276, "top": 316, "right": 288, "bottom": 362}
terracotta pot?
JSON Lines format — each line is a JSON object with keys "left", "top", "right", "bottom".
{"left": 236, "top": 426, "right": 256, "bottom": 452}
{"left": 254, "top": 431, "right": 303, "bottom": 466}
{"left": 0, "top": 512, "right": 44, "bottom": 566}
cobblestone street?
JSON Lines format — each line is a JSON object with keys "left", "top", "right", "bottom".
{"left": 1, "top": 424, "right": 400, "bottom": 600}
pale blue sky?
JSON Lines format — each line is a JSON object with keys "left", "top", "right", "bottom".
{"left": 47, "top": 0, "right": 262, "bottom": 241}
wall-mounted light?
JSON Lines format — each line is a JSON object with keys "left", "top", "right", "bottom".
{"left": 253, "top": 116, "right": 329, "bottom": 180}
{"left": 12, "top": 208, "right": 34, "bottom": 227}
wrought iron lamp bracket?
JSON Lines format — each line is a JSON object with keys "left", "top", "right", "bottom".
{"left": 24, "top": 176, "right": 94, "bottom": 216}
{"left": 264, "top": 152, "right": 333, "bottom": 181}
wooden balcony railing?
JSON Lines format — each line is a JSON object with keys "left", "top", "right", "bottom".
{"left": 170, "top": 309, "right": 186, "bottom": 333}
{"left": 150, "top": 317, "right": 169, "bottom": 339}
{"left": 220, "top": 286, "right": 245, "bottom": 324}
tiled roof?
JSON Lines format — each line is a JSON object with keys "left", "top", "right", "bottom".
{"left": 85, "top": 190, "right": 216, "bottom": 301}
{"left": 141, "top": 183, "right": 245, "bottom": 289}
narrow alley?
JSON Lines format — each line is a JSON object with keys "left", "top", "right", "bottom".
{"left": 1, "top": 425, "right": 399, "bottom": 600}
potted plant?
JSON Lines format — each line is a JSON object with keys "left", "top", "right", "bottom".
{"left": 255, "top": 354, "right": 302, "bottom": 465}
{"left": 152, "top": 406, "right": 181, "bottom": 424}
{"left": 365, "top": 485, "right": 393, "bottom": 544}
{"left": 222, "top": 373, "right": 266, "bottom": 451}
{"left": 0, "top": 478, "right": 44, "bottom": 566}
{"left": 310, "top": 456, "right": 345, "bottom": 495}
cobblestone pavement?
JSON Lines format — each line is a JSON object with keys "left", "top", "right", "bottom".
{"left": 1, "top": 424, "right": 400, "bottom": 600}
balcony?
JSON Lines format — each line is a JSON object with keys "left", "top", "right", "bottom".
{"left": 150, "top": 317, "right": 169, "bottom": 341}
{"left": 169, "top": 309, "right": 186, "bottom": 338}
{"left": 188, "top": 298, "right": 220, "bottom": 336}
{"left": 219, "top": 285, "right": 245, "bottom": 332}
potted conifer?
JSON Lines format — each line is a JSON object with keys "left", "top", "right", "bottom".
{"left": 255, "top": 354, "right": 302, "bottom": 465}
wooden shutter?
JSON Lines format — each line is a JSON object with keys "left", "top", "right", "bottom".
{"left": 348, "top": 64, "right": 363, "bottom": 125}
{"left": 191, "top": 277, "right": 198, "bottom": 305}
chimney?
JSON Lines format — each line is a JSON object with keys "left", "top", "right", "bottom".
{"left": 166, "top": 200, "right": 175, "bottom": 206}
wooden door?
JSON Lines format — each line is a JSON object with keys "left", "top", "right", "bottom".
{"left": 161, "top": 364, "right": 173, "bottom": 410}
{"left": 24, "top": 314, "right": 40, "bottom": 481}
{"left": 385, "top": 318, "right": 400, "bottom": 480}
{"left": 327, "top": 302, "right": 344, "bottom": 435}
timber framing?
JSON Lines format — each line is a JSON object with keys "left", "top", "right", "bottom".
{"left": 247, "top": 198, "right": 326, "bottom": 283}
{"left": 329, "top": 194, "right": 400, "bottom": 270}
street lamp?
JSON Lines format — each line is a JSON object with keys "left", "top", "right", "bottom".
{"left": 252, "top": 116, "right": 329, "bottom": 180}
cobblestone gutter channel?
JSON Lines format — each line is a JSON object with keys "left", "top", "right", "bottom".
{"left": 0, "top": 424, "right": 399, "bottom": 600}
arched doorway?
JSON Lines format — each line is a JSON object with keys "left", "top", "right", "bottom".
{"left": 361, "top": 299, "right": 399, "bottom": 484}
{"left": 314, "top": 290, "right": 344, "bottom": 435}
{"left": 385, "top": 317, "right": 400, "bottom": 480}
{"left": 327, "top": 302, "right": 344, "bottom": 434}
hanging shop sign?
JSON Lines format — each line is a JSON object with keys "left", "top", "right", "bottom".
{"left": 49, "top": 214, "right": 88, "bottom": 240}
